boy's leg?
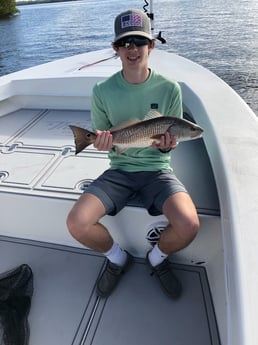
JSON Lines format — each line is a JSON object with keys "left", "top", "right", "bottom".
{"left": 67, "top": 192, "right": 112, "bottom": 252}
{"left": 159, "top": 192, "right": 200, "bottom": 254}
{"left": 147, "top": 191, "right": 199, "bottom": 298}
{"left": 66, "top": 192, "right": 132, "bottom": 298}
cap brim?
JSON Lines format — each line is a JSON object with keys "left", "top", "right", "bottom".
{"left": 114, "top": 31, "right": 153, "bottom": 43}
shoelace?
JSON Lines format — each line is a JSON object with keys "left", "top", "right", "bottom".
{"left": 106, "top": 262, "right": 125, "bottom": 275}
{"left": 150, "top": 260, "right": 170, "bottom": 277}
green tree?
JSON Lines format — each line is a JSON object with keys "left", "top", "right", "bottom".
{"left": 0, "top": 0, "right": 19, "bottom": 18}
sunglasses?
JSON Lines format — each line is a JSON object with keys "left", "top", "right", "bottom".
{"left": 114, "top": 36, "right": 151, "bottom": 48}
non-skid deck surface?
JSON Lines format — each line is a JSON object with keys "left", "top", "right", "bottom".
{"left": 0, "top": 236, "right": 220, "bottom": 345}
{"left": 0, "top": 108, "right": 220, "bottom": 215}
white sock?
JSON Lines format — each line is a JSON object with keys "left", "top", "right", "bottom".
{"left": 148, "top": 244, "right": 168, "bottom": 267}
{"left": 103, "top": 242, "right": 127, "bottom": 266}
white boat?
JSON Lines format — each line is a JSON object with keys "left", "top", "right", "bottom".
{"left": 0, "top": 46, "right": 257, "bottom": 344}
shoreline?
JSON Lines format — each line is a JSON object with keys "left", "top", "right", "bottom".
{"left": 16, "top": 0, "right": 79, "bottom": 6}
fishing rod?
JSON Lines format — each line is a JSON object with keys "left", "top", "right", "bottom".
{"left": 143, "top": 0, "right": 166, "bottom": 44}
{"left": 143, "top": 0, "right": 154, "bottom": 33}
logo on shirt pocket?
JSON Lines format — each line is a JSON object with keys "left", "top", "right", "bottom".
{"left": 150, "top": 103, "right": 159, "bottom": 109}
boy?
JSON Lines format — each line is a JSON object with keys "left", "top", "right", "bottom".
{"left": 67, "top": 9, "right": 199, "bottom": 298}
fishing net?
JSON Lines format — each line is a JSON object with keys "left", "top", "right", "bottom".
{"left": 0, "top": 264, "right": 33, "bottom": 345}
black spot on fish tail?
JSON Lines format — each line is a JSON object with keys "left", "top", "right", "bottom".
{"left": 69, "top": 125, "right": 96, "bottom": 154}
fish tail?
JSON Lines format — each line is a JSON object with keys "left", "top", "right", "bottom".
{"left": 69, "top": 125, "right": 96, "bottom": 154}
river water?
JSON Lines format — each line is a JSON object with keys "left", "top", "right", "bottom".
{"left": 0, "top": 0, "right": 257, "bottom": 114}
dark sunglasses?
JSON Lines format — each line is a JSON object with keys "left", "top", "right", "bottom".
{"left": 114, "top": 36, "right": 151, "bottom": 48}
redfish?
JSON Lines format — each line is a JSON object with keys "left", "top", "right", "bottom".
{"left": 69, "top": 111, "right": 203, "bottom": 154}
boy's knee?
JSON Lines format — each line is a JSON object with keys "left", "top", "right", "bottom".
{"left": 66, "top": 209, "right": 85, "bottom": 239}
{"left": 66, "top": 210, "right": 77, "bottom": 237}
{"left": 185, "top": 216, "right": 200, "bottom": 241}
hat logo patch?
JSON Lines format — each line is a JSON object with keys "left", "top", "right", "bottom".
{"left": 121, "top": 13, "right": 143, "bottom": 29}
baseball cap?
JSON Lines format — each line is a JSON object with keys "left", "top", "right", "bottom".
{"left": 114, "top": 9, "right": 152, "bottom": 43}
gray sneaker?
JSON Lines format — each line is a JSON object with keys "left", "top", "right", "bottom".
{"left": 96, "top": 251, "right": 133, "bottom": 298}
{"left": 146, "top": 251, "right": 182, "bottom": 299}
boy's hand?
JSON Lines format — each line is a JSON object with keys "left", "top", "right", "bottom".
{"left": 94, "top": 130, "right": 113, "bottom": 151}
{"left": 152, "top": 132, "right": 177, "bottom": 151}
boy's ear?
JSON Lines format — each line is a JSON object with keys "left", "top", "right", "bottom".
{"left": 148, "top": 39, "right": 156, "bottom": 53}
{"left": 112, "top": 43, "right": 119, "bottom": 52}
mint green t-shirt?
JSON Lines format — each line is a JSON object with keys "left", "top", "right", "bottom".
{"left": 91, "top": 69, "right": 183, "bottom": 172}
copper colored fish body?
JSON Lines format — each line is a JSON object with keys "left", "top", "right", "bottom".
{"left": 69, "top": 112, "right": 203, "bottom": 155}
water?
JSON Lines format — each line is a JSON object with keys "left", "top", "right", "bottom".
{"left": 0, "top": 0, "right": 257, "bottom": 115}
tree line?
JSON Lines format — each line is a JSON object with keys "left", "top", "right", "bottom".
{"left": 0, "top": 0, "right": 19, "bottom": 18}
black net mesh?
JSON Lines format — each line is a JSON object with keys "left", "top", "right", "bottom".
{"left": 0, "top": 264, "right": 33, "bottom": 345}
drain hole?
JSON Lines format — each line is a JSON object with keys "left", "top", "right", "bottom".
{"left": 8, "top": 144, "right": 18, "bottom": 151}
{"left": 77, "top": 179, "right": 94, "bottom": 191}
{"left": 62, "top": 147, "right": 72, "bottom": 156}
{"left": 0, "top": 171, "right": 9, "bottom": 181}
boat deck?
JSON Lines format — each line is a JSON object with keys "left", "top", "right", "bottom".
{"left": 0, "top": 107, "right": 219, "bottom": 216}
{"left": 1, "top": 46, "right": 258, "bottom": 345}
{"left": 0, "top": 236, "right": 220, "bottom": 345}
{"left": 0, "top": 107, "right": 221, "bottom": 344}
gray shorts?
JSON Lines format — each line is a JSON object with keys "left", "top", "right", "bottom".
{"left": 85, "top": 169, "right": 187, "bottom": 216}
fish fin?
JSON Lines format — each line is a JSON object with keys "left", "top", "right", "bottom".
{"left": 143, "top": 110, "right": 163, "bottom": 121}
{"left": 114, "top": 145, "right": 128, "bottom": 154}
{"left": 150, "top": 134, "right": 163, "bottom": 141}
{"left": 69, "top": 125, "right": 96, "bottom": 154}
{"left": 110, "top": 111, "right": 163, "bottom": 132}
{"left": 110, "top": 118, "right": 141, "bottom": 131}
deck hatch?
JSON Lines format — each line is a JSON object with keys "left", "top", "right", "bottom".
{"left": 10, "top": 109, "right": 92, "bottom": 149}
